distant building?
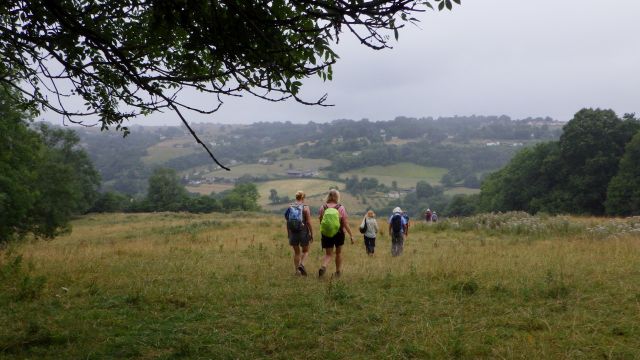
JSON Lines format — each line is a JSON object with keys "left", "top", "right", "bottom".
{"left": 387, "top": 191, "right": 401, "bottom": 199}
{"left": 486, "top": 141, "right": 501, "bottom": 146}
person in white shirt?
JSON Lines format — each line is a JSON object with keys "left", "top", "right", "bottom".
{"left": 360, "top": 210, "right": 379, "bottom": 256}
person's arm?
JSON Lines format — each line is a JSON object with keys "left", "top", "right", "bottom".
{"left": 304, "top": 206, "right": 313, "bottom": 241}
{"left": 340, "top": 207, "right": 354, "bottom": 244}
{"left": 343, "top": 219, "right": 354, "bottom": 244}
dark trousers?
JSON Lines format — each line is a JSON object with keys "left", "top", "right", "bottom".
{"left": 391, "top": 232, "right": 404, "bottom": 256}
{"left": 363, "top": 236, "right": 376, "bottom": 254}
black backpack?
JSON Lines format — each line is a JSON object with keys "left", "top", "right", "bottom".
{"left": 391, "top": 213, "right": 403, "bottom": 234}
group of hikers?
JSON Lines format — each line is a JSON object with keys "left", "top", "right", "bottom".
{"left": 284, "top": 189, "right": 434, "bottom": 277}
{"left": 424, "top": 208, "right": 438, "bottom": 222}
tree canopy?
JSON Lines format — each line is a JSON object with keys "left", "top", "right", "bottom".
{"left": 1, "top": 0, "right": 460, "bottom": 168}
{"left": 606, "top": 130, "right": 640, "bottom": 215}
{"left": 479, "top": 109, "right": 640, "bottom": 216}
{"left": 0, "top": 87, "right": 100, "bottom": 242}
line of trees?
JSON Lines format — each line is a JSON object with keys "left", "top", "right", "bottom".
{"left": 478, "top": 109, "right": 640, "bottom": 216}
{"left": 91, "top": 168, "right": 260, "bottom": 214}
{"left": 1, "top": 88, "right": 100, "bottom": 242}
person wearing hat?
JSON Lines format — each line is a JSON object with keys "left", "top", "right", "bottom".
{"left": 388, "top": 207, "right": 408, "bottom": 256}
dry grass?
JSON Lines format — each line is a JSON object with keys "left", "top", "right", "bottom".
{"left": 1, "top": 212, "right": 640, "bottom": 358}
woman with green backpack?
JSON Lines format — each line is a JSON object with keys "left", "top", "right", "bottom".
{"left": 318, "top": 189, "right": 354, "bottom": 278}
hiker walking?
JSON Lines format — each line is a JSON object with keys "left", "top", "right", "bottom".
{"left": 402, "top": 211, "right": 410, "bottom": 237}
{"left": 431, "top": 211, "right": 438, "bottom": 222}
{"left": 388, "top": 207, "right": 408, "bottom": 256}
{"left": 285, "top": 191, "right": 313, "bottom": 276}
{"left": 318, "top": 189, "right": 354, "bottom": 278}
{"left": 359, "top": 210, "right": 379, "bottom": 256}
{"left": 425, "top": 208, "right": 432, "bottom": 222}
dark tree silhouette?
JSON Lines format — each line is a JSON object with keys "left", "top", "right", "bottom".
{"left": 0, "top": 0, "right": 460, "bottom": 169}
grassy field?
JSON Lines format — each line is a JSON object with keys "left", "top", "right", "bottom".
{"left": 444, "top": 187, "right": 481, "bottom": 196}
{"left": 2, "top": 212, "right": 640, "bottom": 359}
{"left": 203, "top": 158, "right": 331, "bottom": 179}
{"left": 341, "top": 163, "right": 448, "bottom": 188}
{"left": 142, "top": 138, "right": 198, "bottom": 165}
{"left": 185, "top": 183, "right": 234, "bottom": 195}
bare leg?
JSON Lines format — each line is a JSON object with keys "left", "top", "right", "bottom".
{"left": 300, "top": 244, "right": 310, "bottom": 266}
{"left": 322, "top": 248, "right": 333, "bottom": 268}
{"left": 335, "top": 246, "right": 343, "bottom": 273}
{"left": 292, "top": 245, "right": 301, "bottom": 271}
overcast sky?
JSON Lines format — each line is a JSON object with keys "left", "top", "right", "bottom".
{"left": 45, "top": 0, "right": 640, "bottom": 126}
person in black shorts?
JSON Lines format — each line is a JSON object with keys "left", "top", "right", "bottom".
{"left": 318, "top": 189, "right": 354, "bottom": 278}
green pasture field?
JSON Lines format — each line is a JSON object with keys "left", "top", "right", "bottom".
{"left": 185, "top": 183, "right": 234, "bottom": 195}
{"left": 205, "top": 158, "right": 331, "bottom": 179}
{"left": 341, "top": 162, "right": 448, "bottom": 188}
{"left": 142, "top": 138, "right": 198, "bottom": 165}
{"left": 2, "top": 212, "right": 639, "bottom": 359}
{"left": 444, "top": 187, "right": 481, "bottom": 196}
{"left": 384, "top": 137, "right": 419, "bottom": 146}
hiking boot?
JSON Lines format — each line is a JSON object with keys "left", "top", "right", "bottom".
{"left": 332, "top": 271, "right": 341, "bottom": 279}
{"left": 298, "top": 264, "right": 307, "bottom": 276}
{"left": 318, "top": 266, "right": 326, "bottom": 277}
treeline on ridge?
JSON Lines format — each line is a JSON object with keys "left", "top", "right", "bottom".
{"left": 478, "top": 109, "right": 640, "bottom": 216}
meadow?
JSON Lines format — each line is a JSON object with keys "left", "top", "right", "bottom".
{"left": 1, "top": 212, "right": 640, "bottom": 359}
{"left": 142, "top": 138, "right": 199, "bottom": 166}
{"left": 340, "top": 163, "right": 448, "bottom": 188}
{"left": 203, "top": 159, "right": 331, "bottom": 179}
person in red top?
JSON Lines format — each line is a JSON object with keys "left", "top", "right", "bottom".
{"left": 317, "top": 189, "right": 354, "bottom": 278}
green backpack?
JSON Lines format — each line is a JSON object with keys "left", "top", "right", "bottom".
{"left": 320, "top": 204, "right": 342, "bottom": 237}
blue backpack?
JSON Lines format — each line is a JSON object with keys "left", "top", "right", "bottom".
{"left": 285, "top": 204, "right": 305, "bottom": 232}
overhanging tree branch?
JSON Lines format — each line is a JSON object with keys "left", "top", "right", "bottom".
{"left": 0, "top": 0, "right": 460, "bottom": 169}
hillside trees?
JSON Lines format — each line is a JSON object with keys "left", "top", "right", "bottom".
{"left": 0, "top": 88, "right": 100, "bottom": 242}
{"left": 146, "top": 168, "right": 189, "bottom": 211}
{"left": 557, "top": 109, "right": 640, "bottom": 214}
{"left": 479, "top": 109, "right": 640, "bottom": 215}
{"left": 1, "top": 0, "right": 460, "bottom": 168}
{"left": 0, "top": 95, "right": 43, "bottom": 241}
{"left": 221, "top": 183, "right": 260, "bottom": 212}
{"left": 416, "top": 180, "right": 435, "bottom": 199}
{"left": 606, "top": 131, "right": 640, "bottom": 215}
